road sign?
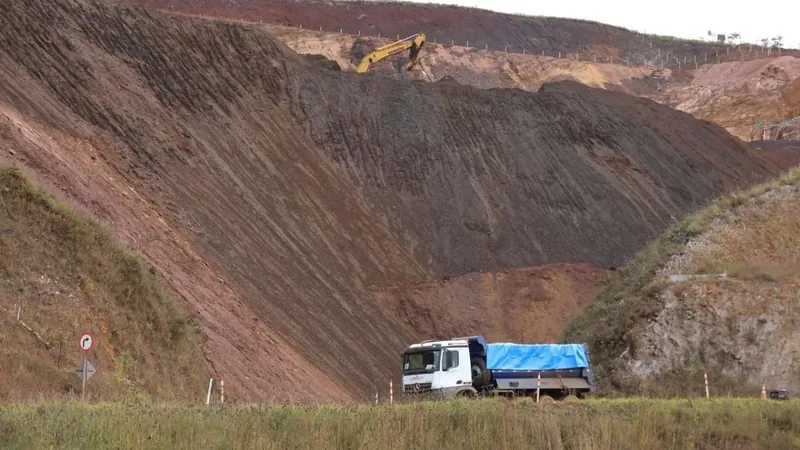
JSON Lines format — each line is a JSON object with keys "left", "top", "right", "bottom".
{"left": 79, "top": 333, "right": 93, "bottom": 352}
{"left": 75, "top": 359, "right": 96, "bottom": 381}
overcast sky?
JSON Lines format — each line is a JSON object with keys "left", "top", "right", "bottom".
{"left": 405, "top": 0, "right": 799, "bottom": 48}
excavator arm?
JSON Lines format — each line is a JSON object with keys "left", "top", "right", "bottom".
{"left": 356, "top": 32, "right": 426, "bottom": 73}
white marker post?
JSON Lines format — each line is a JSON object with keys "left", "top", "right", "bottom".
{"left": 536, "top": 372, "right": 541, "bottom": 403}
{"left": 389, "top": 378, "right": 393, "bottom": 405}
{"left": 206, "top": 378, "right": 214, "bottom": 405}
{"left": 220, "top": 379, "right": 225, "bottom": 404}
{"left": 704, "top": 370, "right": 710, "bottom": 399}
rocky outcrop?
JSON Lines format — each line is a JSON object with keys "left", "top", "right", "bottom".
{"left": 566, "top": 176, "right": 800, "bottom": 395}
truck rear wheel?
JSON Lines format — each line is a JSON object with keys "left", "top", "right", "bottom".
{"left": 471, "top": 357, "right": 490, "bottom": 386}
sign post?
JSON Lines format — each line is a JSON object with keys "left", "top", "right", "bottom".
{"left": 77, "top": 333, "right": 94, "bottom": 401}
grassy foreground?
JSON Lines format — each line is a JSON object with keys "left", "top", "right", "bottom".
{"left": 1, "top": 398, "right": 799, "bottom": 449}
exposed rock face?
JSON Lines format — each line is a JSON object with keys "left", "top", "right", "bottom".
{"left": 630, "top": 279, "right": 800, "bottom": 391}
{"left": 629, "top": 184, "right": 800, "bottom": 392}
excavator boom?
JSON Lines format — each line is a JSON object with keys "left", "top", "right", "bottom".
{"left": 356, "top": 32, "right": 426, "bottom": 73}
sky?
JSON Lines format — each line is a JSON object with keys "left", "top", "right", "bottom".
{"left": 404, "top": 0, "right": 800, "bottom": 48}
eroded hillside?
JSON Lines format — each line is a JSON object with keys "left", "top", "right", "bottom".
{"left": 289, "top": 72, "right": 780, "bottom": 274}
{"left": 0, "top": 0, "right": 426, "bottom": 403}
{"left": 565, "top": 168, "right": 800, "bottom": 395}
{"left": 0, "top": 167, "right": 209, "bottom": 402}
{"left": 0, "top": 0, "right": 786, "bottom": 402}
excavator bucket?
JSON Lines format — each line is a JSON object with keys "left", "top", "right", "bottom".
{"left": 407, "top": 39, "right": 424, "bottom": 70}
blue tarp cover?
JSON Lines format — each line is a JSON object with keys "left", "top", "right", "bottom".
{"left": 486, "top": 343, "right": 589, "bottom": 371}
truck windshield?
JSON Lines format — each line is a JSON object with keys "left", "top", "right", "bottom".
{"left": 403, "top": 350, "right": 440, "bottom": 374}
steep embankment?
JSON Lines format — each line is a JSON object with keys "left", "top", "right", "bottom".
{"left": 289, "top": 72, "right": 780, "bottom": 274}
{"left": 0, "top": 167, "right": 209, "bottom": 402}
{"left": 371, "top": 264, "right": 607, "bottom": 343}
{"left": 565, "top": 167, "right": 800, "bottom": 396}
{"left": 0, "top": 0, "right": 785, "bottom": 402}
{"left": 0, "top": 0, "right": 427, "bottom": 403}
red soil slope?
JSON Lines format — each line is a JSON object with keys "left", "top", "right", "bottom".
{"left": 0, "top": 0, "right": 428, "bottom": 403}
{"left": 371, "top": 264, "right": 608, "bottom": 343}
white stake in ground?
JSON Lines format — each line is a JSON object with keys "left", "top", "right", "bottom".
{"left": 704, "top": 370, "right": 710, "bottom": 399}
{"left": 389, "top": 378, "right": 393, "bottom": 405}
{"left": 536, "top": 372, "right": 541, "bottom": 403}
{"left": 206, "top": 378, "right": 214, "bottom": 405}
{"left": 220, "top": 379, "right": 225, "bottom": 404}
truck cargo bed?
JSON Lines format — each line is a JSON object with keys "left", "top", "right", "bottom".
{"left": 490, "top": 368, "right": 586, "bottom": 379}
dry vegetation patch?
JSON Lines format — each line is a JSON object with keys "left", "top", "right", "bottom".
{"left": 1, "top": 399, "right": 799, "bottom": 449}
{"left": 0, "top": 167, "right": 207, "bottom": 402}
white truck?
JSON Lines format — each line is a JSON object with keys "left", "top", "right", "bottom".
{"left": 401, "top": 335, "right": 595, "bottom": 400}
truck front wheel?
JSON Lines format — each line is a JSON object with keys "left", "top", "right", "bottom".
{"left": 457, "top": 389, "right": 476, "bottom": 399}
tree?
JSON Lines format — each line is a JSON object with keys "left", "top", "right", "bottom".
{"left": 771, "top": 35, "right": 783, "bottom": 48}
{"left": 727, "top": 32, "right": 741, "bottom": 44}
{"left": 760, "top": 37, "right": 770, "bottom": 49}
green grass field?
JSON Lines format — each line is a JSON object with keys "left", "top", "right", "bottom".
{"left": 1, "top": 398, "right": 798, "bottom": 449}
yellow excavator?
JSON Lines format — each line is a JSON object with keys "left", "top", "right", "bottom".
{"left": 356, "top": 32, "right": 426, "bottom": 74}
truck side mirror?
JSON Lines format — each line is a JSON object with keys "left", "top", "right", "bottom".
{"left": 442, "top": 351, "right": 450, "bottom": 371}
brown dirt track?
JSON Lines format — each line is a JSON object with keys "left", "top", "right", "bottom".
{"left": 0, "top": 0, "right": 786, "bottom": 402}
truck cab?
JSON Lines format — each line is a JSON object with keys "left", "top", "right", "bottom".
{"left": 401, "top": 336, "right": 487, "bottom": 398}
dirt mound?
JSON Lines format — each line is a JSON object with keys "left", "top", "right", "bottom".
{"left": 289, "top": 71, "right": 780, "bottom": 274}
{"left": 371, "top": 264, "right": 607, "bottom": 343}
{"left": 0, "top": 0, "right": 784, "bottom": 402}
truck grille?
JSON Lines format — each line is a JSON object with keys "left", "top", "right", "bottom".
{"left": 404, "top": 382, "right": 433, "bottom": 393}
